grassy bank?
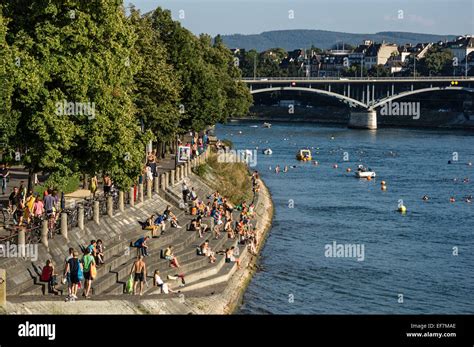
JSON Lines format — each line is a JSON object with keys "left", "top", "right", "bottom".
{"left": 33, "top": 175, "right": 81, "bottom": 196}
{"left": 193, "top": 151, "right": 253, "bottom": 205}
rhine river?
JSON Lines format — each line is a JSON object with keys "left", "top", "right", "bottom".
{"left": 216, "top": 121, "right": 474, "bottom": 314}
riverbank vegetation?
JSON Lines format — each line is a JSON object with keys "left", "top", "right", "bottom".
{"left": 193, "top": 151, "right": 253, "bottom": 205}
{"left": 0, "top": 1, "right": 252, "bottom": 191}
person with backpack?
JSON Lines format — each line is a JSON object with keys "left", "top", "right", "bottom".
{"left": 82, "top": 249, "right": 96, "bottom": 299}
{"left": 64, "top": 250, "right": 83, "bottom": 301}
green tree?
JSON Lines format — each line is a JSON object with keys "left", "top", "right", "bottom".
{"left": 3, "top": 0, "right": 144, "bottom": 190}
{"left": 0, "top": 7, "right": 15, "bottom": 156}
{"left": 211, "top": 35, "right": 252, "bottom": 119}
{"left": 150, "top": 8, "right": 233, "bottom": 132}
{"left": 368, "top": 64, "right": 392, "bottom": 77}
{"left": 419, "top": 47, "right": 454, "bottom": 76}
{"left": 129, "top": 7, "right": 182, "bottom": 144}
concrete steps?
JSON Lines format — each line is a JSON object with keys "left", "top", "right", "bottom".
{"left": 6, "top": 162, "right": 264, "bottom": 304}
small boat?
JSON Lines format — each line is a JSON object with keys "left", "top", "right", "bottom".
{"left": 355, "top": 165, "right": 376, "bottom": 178}
{"left": 296, "top": 149, "right": 312, "bottom": 161}
{"left": 262, "top": 148, "right": 273, "bottom": 155}
{"left": 262, "top": 122, "right": 272, "bottom": 128}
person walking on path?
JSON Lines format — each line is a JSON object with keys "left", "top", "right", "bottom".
{"left": 63, "top": 248, "right": 74, "bottom": 298}
{"left": 82, "top": 249, "right": 96, "bottom": 299}
{"left": 103, "top": 174, "right": 112, "bottom": 196}
{"left": 64, "top": 250, "right": 83, "bottom": 301}
{"left": 0, "top": 163, "right": 9, "bottom": 195}
{"left": 90, "top": 175, "right": 98, "bottom": 198}
{"left": 130, "top": 255, "right": 147, "bottom": 296}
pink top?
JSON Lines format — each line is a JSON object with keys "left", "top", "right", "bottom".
{"left": 33, "top": 201, "right": 44, "bottom": 216}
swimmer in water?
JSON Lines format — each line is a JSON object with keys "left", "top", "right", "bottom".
{"left": 275, "top": 165, "right": 280, "bottom": 173}
{"left": 422, "top": 195, "right": 429, "bottom": 201}
{"left": 284, "top": 166, "right": 288, "bottom": 173}
{"left": 291, "top": 165, "right": 297, "bottom": 169}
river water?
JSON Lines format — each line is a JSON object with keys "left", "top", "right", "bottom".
{"left": 215, "top": 121, "right": 474, "bottom": 314}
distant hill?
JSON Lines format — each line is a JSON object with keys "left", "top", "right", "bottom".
{"left": 220, "top": 30, "right": 459, "bottom": 51}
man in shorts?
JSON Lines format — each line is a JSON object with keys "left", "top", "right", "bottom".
{"left": 130, "top": 255, "right": 147, "bottom": 295}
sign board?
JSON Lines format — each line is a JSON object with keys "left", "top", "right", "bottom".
{"left": 178, "top": 146, "right": 191, "bottom": 163}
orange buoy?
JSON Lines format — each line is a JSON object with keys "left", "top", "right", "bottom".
{"left": 346, "top": 168, "right": 351, "bottom": 173}
{"left": 367, "top": 176, "right": 372, "bottom": 181}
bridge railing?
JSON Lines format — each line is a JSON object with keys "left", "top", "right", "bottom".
{"left": 241, "top": 76, "right": 474, "bottom": 82}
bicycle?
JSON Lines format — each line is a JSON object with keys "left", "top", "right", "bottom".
{"left": 63, "top": 207, "right": 79, "bottom": 229}
{"left": 83, "top": 201, "right": 94, "bottom": 220}
{"left": 1, "top": 204, "right": 13, "bottom": 227}
{"left": 25, "top": 225, "right": 41, "bottom": 245}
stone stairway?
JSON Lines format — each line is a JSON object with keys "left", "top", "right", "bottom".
{"left": 3, "top": 167, "right": 261, "bottom": 301}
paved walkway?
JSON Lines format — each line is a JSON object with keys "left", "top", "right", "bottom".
{"left": 1, "top": 154, "right": 186, "bottom": 203}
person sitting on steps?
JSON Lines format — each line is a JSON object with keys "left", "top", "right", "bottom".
{"left": 133, "top": 236, "right": 150, "bottom": 256}
{"left": 41, "top": 259, "right": 59, "bottom": 295}
{"left": 143, "top": 214, "right": 159, "bottom": 237}
{"left": 225, "top": 246, "right": 241, "bottom": 269}
{"left": 200, "top": 240, "right": 216, "bottom": 263}
{"left": 163, "top": 205, "right": 182, "bottom": 229}
{"left": 164, "top": 245, "right": 180, "bottom": 268}
{"left": 153, "top": 270, "right": 178, "bottom": 294}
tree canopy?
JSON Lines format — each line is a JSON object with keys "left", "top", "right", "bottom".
{"left": 0, "top": 1, "right": 252, "bottom": 191}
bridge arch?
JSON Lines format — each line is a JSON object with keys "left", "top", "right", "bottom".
{"left": 371, "top": 86, "right": 474, "bottom": 109}
{"left": 250, "top": 86, "right": 369, "bottom": 109}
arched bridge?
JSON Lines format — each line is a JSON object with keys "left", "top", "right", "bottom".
{"left": 243, "top": 77, "right": 474, "bottom": 129}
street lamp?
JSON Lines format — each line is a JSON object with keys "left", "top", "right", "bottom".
{"left": 174, "top": 118, "right": 180, "bottom": 170}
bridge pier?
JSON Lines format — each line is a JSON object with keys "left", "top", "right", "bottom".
{"left": 348, "top": 110, "right": 377, "bottom": 130}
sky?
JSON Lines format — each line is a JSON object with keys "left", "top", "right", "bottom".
{"left": 127, "top": 0, "right": 474, "bottom": 37}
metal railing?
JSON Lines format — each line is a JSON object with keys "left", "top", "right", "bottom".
{"left": 241, "top": 76, "right": 474, "bottom": 82}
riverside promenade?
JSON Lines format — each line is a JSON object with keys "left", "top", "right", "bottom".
{"left": 0, "top": 145, "right": 273, "bottom": 315}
